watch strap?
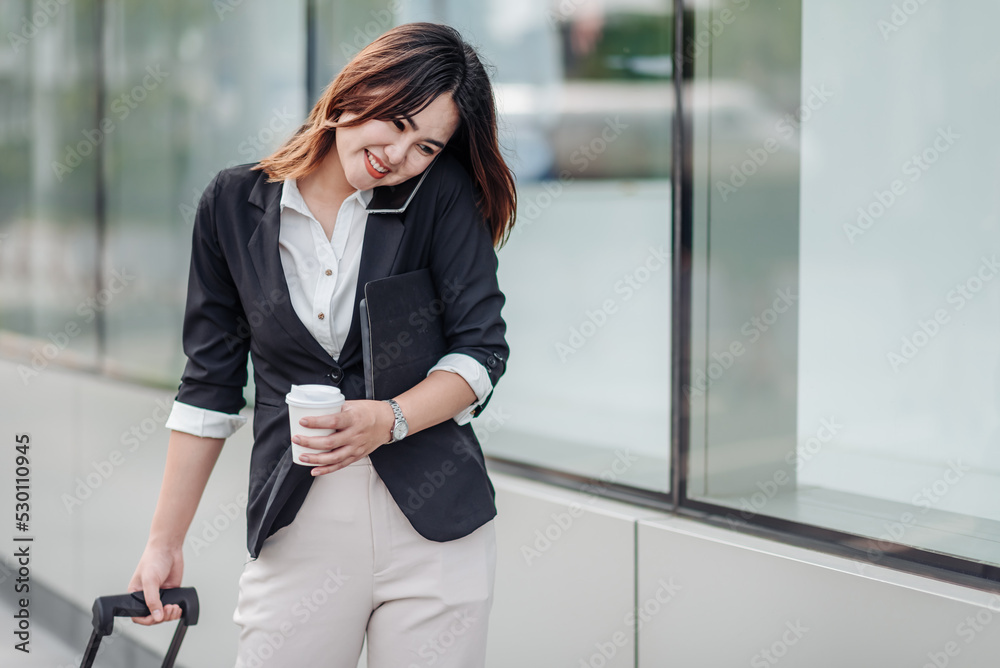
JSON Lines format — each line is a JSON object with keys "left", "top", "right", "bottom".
{"left": 384, "top": 399, "right": 405, "bottom": 444}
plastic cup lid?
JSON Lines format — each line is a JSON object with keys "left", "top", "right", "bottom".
{"left": 285, "top": 384, "right": 344, "bottom": 406}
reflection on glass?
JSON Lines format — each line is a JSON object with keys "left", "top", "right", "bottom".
{"left": 386, "top": 0, "right": 675, "bottom": 492}
{"left": 101, "top": 1, "right": 306, "bottom": 383}
{"left": 0, "top": 1, "right": 101, "bottom": 372}
{"left": 690, "top": 0, "right": 1000, "bottom": 569}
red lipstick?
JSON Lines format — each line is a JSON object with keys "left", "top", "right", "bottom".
{"left": 364, "top": 149, "right": 389, "bottom": 179}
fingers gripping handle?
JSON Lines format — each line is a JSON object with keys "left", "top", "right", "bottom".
{"left": 92, "top": 588, "right": 200, "bottom": 636}
{"left": 81, "top": 589, "right": 199, "bottom": 668}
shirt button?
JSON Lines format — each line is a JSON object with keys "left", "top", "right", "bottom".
{"left": 325, "top": 269, "right": 332, "bottom": 276}
{"left": 317, "top": 313, "right": 325, "bottom": 320}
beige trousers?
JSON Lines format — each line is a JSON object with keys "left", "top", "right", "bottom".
{"left": 232, "top": 455, "right": 497, "bottom": 668}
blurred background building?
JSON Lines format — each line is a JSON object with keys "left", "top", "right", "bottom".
{"left": 1, "top": 0, "right": 999, "bottom": 666}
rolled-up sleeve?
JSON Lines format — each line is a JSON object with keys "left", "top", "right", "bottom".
{"left": 173, "top": 170, "right": 252, "bottom": 421}
{"left": 427, "top": 352, "right": 494, "bottom": 425}
{"left": 164, "top": 400, "right": 247, "bottom": 438}
{"left": 426, "top": 160, "right": 510, "bottom": 418}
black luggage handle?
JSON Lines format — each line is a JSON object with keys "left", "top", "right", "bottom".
{"left": 80, "top": 588, "right": 199, "bottom": 668}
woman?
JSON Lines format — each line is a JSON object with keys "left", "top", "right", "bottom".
{"left": 127, "top": 22, "right": 515, "bottom": 667}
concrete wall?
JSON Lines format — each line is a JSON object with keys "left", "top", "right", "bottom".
{"left": 1, "top": 358, "right": 997, "bottom": 668}
{"left": 490, "top": 477, "right": 1000, "bottom": 668}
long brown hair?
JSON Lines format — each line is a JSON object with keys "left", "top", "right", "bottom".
{"left": 254, "top": 22, "right": 517, "bottom": 248}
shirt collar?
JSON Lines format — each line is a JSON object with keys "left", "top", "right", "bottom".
{"left": 280, "top": 178, "right": 373, "bottom": 218}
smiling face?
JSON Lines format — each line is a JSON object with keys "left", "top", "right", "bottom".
{"left": 334, "top": 92, "right": 461, "bottom": 191}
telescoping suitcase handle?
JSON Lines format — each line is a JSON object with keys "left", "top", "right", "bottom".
{"left": 80, "top": 587, "right": 200, "bottom": 668}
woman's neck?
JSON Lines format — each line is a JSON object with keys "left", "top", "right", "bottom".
{"left": 298, "top": 145, "right": 356, "bottom": 210}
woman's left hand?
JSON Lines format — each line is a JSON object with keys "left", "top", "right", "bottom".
{"left": 293, "top": 400, "right": 395, "bottom": 475}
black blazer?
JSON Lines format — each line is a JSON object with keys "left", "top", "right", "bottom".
{"left": 175, "top": 151, "right": 509, "bottom": 559}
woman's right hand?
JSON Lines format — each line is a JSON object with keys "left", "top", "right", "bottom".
{"left": 127, "top": 543, "right": 185, "bottom": 625}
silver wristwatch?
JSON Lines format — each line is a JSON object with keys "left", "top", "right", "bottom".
{"left": 383, "top": 399, "right": 408, "bottom": 444}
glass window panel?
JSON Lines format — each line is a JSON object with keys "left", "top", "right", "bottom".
{"left": 101, "top": 0, "right": 306, "bottom": 384}
{"left": 313, "top": 0, "right": 388, "bottom": 97}
{"left": 690, "top": 0, "right": 1000, "bottom": 568}
{"left": 382, "top": 0, "right": 675, "bottom": 492}
{"left": 0, "top": 0, "right": 101, "bottom": 372}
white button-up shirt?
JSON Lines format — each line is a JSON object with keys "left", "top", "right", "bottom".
{"left": 164, "top": 177, "right": 493, "bottom": 439}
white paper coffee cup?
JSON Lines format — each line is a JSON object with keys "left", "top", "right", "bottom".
{"left": 285, "top": 384, "right": 345, "bottom": 466}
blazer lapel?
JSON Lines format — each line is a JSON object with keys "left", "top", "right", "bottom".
{"left": 246, "top": 173, "right": 339, "bottom": 367}
{"left": 335, "top": 211, "right": 404, "bottom": 369}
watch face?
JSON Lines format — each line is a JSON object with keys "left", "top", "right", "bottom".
{"left": 393, "top": 423, "right": 407, "bottom": 440}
